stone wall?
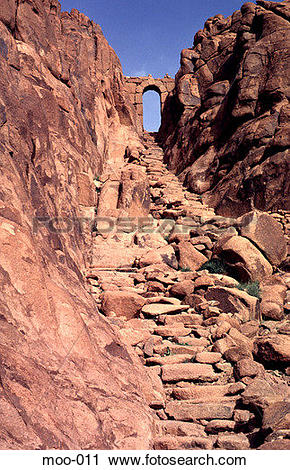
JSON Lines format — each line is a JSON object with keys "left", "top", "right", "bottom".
{"left": 124, "top": 75, "right": 175, "bottom": 133}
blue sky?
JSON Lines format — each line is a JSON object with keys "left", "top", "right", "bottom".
{"left": 58, "top": 0, "right": 267, "bottom": 130}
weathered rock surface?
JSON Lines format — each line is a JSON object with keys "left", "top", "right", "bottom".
{"left": 176, "top": 241, "right": 208, "bottom": 271}
{"left": 162, "top": 363, "right": 217, "bottom": 382}
{"left": 205, "top": 286, "right": 259, "bottom": 322}
{"left": 160, "top": 0, "right": 290, "bottom": 215}
{"left": 260, "top": 275, "right": 287, "bottom": 321}
{"left": 239, "top": 211, "right": 287, "bottom": 265}
{"left": 101, "top": 290, "right": 146, "bottom": 319}
{"left": 166, "top": 401, "right": 235, "bottom": 421}
{"left": 254, "top": 334, "right": 290, "bottom": 363}
{"left": 214, "top": 235, "right": 273, "bottom": 282}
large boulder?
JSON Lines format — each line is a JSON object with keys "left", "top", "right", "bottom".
{"left": 214, "top": 235, "right": 272, "bottom": 282}
{"left": 176, "top": 241, "right": 208, "bottom": 271}
{"left": 239, "top": 211, "right": 287, "bottom": 265}
{"left": 138, "top": 245, "right": 178, "bottom": 269}
{"left": 101, "top": 291, "right": 146, "bottom": 319}
{"left": 205, "top": 286, "right": 259, "bottom": 322}
{"left": 241, "top": 375, "right": 289, "bottom": 409}
{"left": 254, "top": 334, "right": 290, "bottom": 363}
{"left": 260, "top": 275, "right": 287, "bottom": 320}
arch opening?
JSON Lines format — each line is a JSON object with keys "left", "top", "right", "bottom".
{"left": 142, "top": 89, "right": 161, "bottom": 132}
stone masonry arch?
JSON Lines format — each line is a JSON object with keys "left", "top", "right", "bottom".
{"left": 124, "top": 75, "right": 175, "bottom": 134}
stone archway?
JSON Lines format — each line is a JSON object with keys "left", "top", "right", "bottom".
{"left": 124, "top": 75, "right": 175, "bottom": 134}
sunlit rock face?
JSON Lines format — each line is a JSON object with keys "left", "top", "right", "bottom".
{"left": 0, "top": 0, "right": 154, "bottom": 449}
{"left": 160, "top": 0, "right": 290, "bottom": 216}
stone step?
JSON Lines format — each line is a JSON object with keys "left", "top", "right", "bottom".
{"left": 153, "top": 341, "right": 203, "bottom": 356}
{"left": 165, "top": 400, "right": 236, "bottom": 421}
{"left": 170, "top": 384, "right": 237, "bottom": 401}
{"left": 154, "top": 420, "right": 206, "bottom": 438}
{"left": 146, "top": 354, "right": 194, "bottom": 366}
{"left": 154, "top": 324, "right": 192, "bottom": 338}
{"left": 162, "top": 363, "right": 218, "bottom": 383}
{"left": 142, "top": 303, "right": 190, "bottom": 316}
{"left": 154, "top": 435, "right": 216, "bottom": 450}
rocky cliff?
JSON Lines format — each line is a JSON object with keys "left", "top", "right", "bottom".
{"left": 0, "top": 0, "right": 153, "bottom": 449}
{"left": 160, "top": 0, "right": 290, "bottom": 216}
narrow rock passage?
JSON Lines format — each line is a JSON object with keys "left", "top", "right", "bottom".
{"left": 86, "top": 133, "right": 290, "bottom": 450}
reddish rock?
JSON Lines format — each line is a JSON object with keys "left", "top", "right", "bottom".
{"left": 177, "top": 241, "right": 208, "bottom": 271}
{"left": 162, "top": 363, "right": 217, "bottom": 382}
{"left": 139, "top": 246, "right": 178, "bottom": 269}
{"left": 205, "top": 286, "right": 259, "bottom": 322}
{"left": 234, "top": 358, "right": 264, "bottom": 379}
{"left": 234, "top": 410, "right": 251, "bottom": 423}
{"left": 154, "top": 436, "right": 216, "bottom": 450}
{"left": 169, "top": 280, "right": 195, "bottom": 298}
{"left": 154, "top": 325, "right": 191, "bottom": 338}
{"left": 146, "top": 281, "right": 166, "bottom": 293}
{"left": 166, "top": 401, "right": 235, "bottom": 421}
{"left": 260, "top": 275, "right": 287, "bottom": 321}
{"left": 101, "top": 290, "right": 145, "bottom": 319}
{"left": 227, "top": 382, "right": 246, "bottom": 395}
{"left": 214, "top": 235, "right": 272, "bottom": 282}
{"left": 212, "top": 336, "right": 237, "bottom": 354}
{"left": 194, "top": 275, "right": 215, "bottom": 289}
{"left": 216, "top": 434, "right": 250, "bottom": 450}
{"left": 135, "top": 232, "right": 167, "bottom": 249}
{"left": 258, "top": 440, "right": 290, "bottom": 450}
{"left": 146, "top": 354, "right": 193, "bottom": 366}
{"left": 146, "top": 368, "right": 166, "bottom": 409}
{"left": 254, "top": 334, "right": 290, "bottom": 363}
{"left": 165, "top": 344, "right": 202, "bottom": 356}
{"left": 242, "top": 376, "right": 289, "bottom": 409}
{"left": 117, "top": 165, "right": 150, "bottom": 217}
{"left": 172, "top": 384, "right": 230, "bottom": 401}
{"left": 195, "top": 352, "right": 222, "bottom": 364}
{"left": 224, "top": 345, "right": 253, "bottom": 363}
{"left": 142, "top": 303, "right": 190, "bottom": 316}
{"left": 155, "top": 421, "right": 206, "bottom": 438}
{"left": 164, "top": 313, "right": 203, "bottom": 326}
{"left": 119, "top": 328, "right": 151, "bottom": 347}
{"left": 262, "top": 400, "right": 290, "bottom": 435}
{"left": 239, "top": 211, "right": 287, "bottom": 265}
{"left": 176, "top": 336, "right": 209, "bottom": 347}
{"left": 205, "top": 420, "right": 236, "bottom": 433}
{"left": 0, "top": 1, "right": 153, "bottom": 450}
{"left": 91, "top": 243, "right": 140, "bottom": 269}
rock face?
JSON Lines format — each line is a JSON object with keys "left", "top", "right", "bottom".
{"left": 160, "top": 0, "right": 290, "bottom": 216}
{"left": 0, "top": 0, "right": 153, "bottom": 449}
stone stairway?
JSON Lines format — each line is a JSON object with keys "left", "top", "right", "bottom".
{"left": 140, "top": 132, "right": 216, "bottom": 221}
{"left": 85, "top": 132, "right": 290, "bottom": 450}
